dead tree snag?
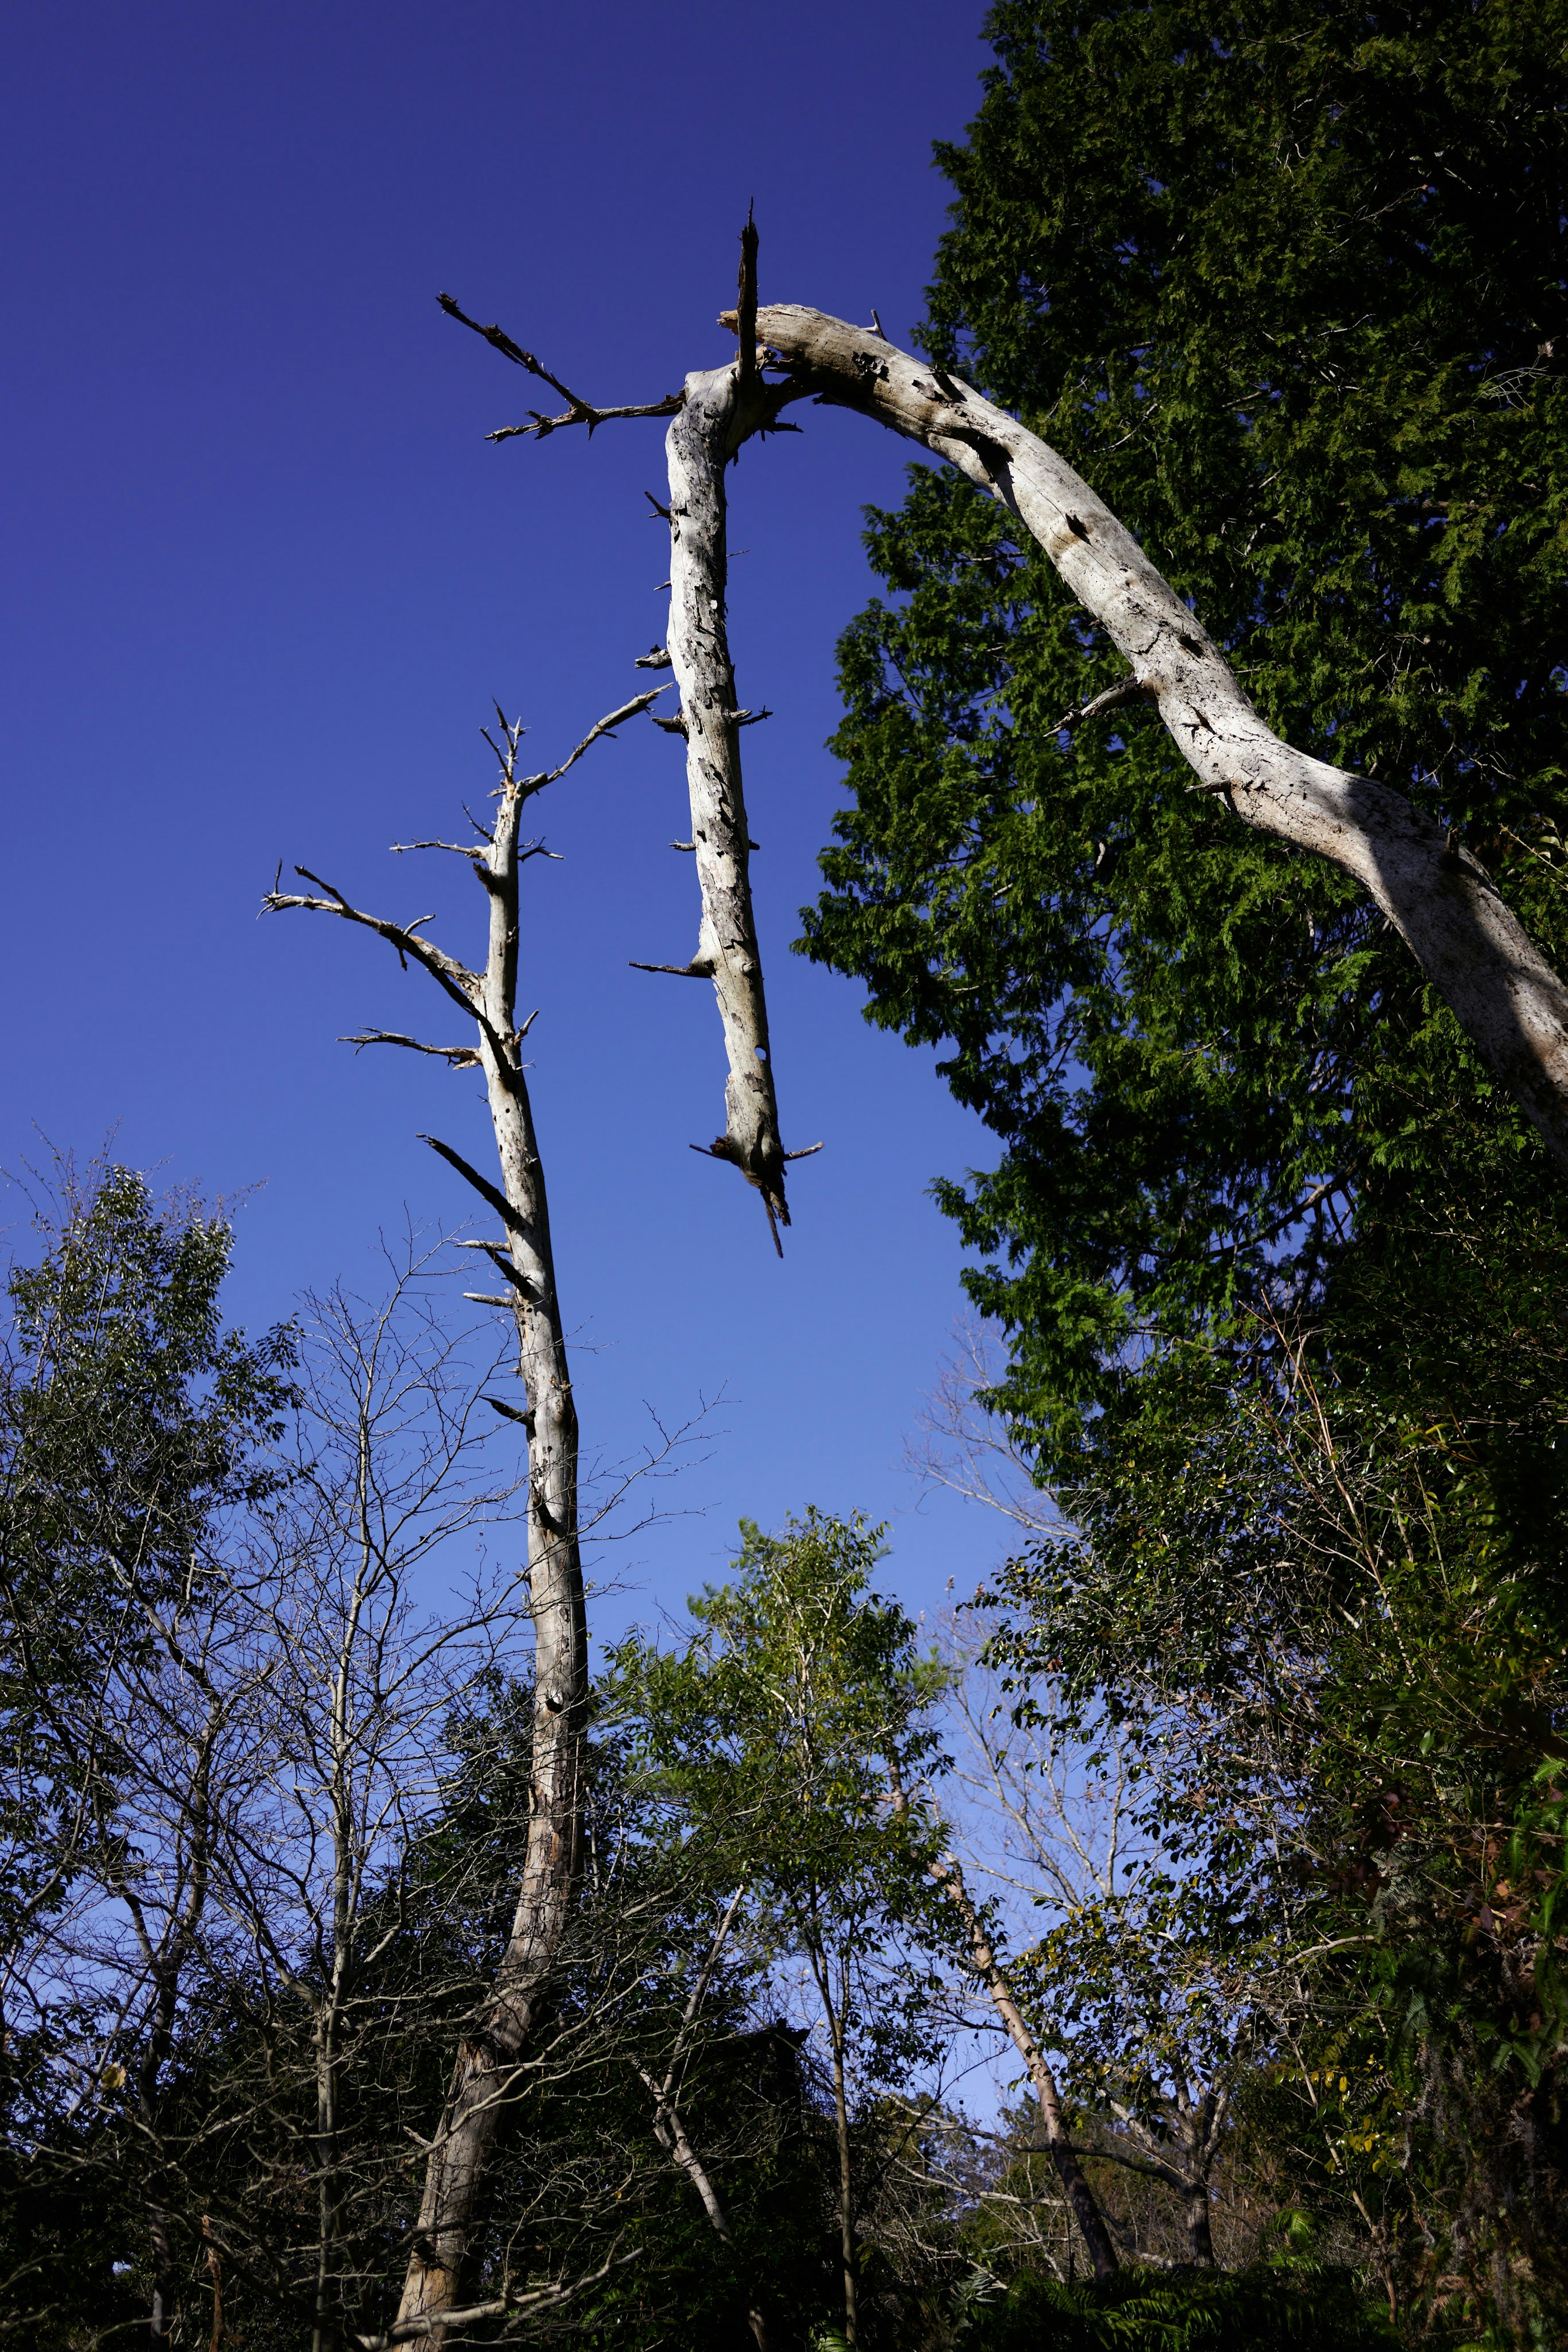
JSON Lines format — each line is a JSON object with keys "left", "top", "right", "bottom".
{"left": 265, "top": 692, "right": 657, "bottom": 2333}
{"left": 443, "top": 228, "right": 821, "bottom": 1253}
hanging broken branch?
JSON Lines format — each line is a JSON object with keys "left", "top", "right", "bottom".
{"left": 887, "top": 1768, "right": 1119, "bottom": 2283}
{"left": 442, "top": 230, "right": 819, "bottom": 1251}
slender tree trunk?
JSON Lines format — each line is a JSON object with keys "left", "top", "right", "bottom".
{"left": 886, "top": 1773, "right": 1118, "bottom": 2280}
{"left": 312, "top": 2011, "right": 337, "bottom": 2352}
{"left": 313, "top": 1549, "right": 360, "bottom": 2352}
{"left": 1184, "top": 2183, "right": 1216, "bottom": 2267}
{"left": 944, "top": 1869, "right": 1119, "bottom": 2281}
{"left": 120, "top": 1709, "right": 220, "bottom": 2340}
{"left": 203, "top": 2220, "right": 224, "bottom": 2352}
{"left": 737, "top": 303, "right": 1568, "bottom": 1179}
{"left": 269, "top": 702, "right": 652, "bottom": 2332}
{"left": 635, "top": 1891, "right": 768, "bottom": 2350}
{"left": 1172, "top": 2083, "right": 1215, "bottom": 2267}
{"left": 808, "top": 1943, "right": 859, "bottom": 2348}
{"left": 641, "top": 2075, "right": 769, "bottom": 2352}
{"left": 137, "top": 1960, "right": 181, "bottom": 2338}
{"left": 393, "top": 751, "right": 588, "bottom": 2332}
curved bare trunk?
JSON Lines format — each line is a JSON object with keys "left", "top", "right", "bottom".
{"left": 738, "top": 303, "right": 1568, "bottom": 1178}
{"left": 929, "top": 1853, "right": 1120, "bottom": 2282}
{"left": 884, "top": 1770, "right": 1117, "bottom": 2282}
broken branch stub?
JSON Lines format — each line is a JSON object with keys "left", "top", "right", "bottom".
{"left": 734, "top": 301, "right": 1568, "bottom": 1181}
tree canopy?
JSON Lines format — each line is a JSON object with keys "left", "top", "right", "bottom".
{"left": 802, "top": 0, "right": 1568, "bottom": 1465}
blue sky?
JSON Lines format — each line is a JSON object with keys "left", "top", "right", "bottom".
{"left": 2, "top": 0, "right": 1014, "bottom": 1644}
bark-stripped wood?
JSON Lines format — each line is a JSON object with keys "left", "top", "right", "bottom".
{"left": 266, "top": 692, "right": 657, "bottom": 2334}
{"left": 638, "top": 227, "right": 820, "bottom": 1248}
{"left": 733, "top": 302, "right": 1568, "bottom": 1178}
{"left": 656, "top": 360, "right": 793, "bottom": 1245}
{"left": 443, "top": 239, "right": 822, "bottom": 1253}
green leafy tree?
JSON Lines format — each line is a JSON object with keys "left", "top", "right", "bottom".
{"left": 0, "top": 1165, "right": 296, "bottom": 2342}
{"left": 795, "top": 14, "right": 1568, "bottom": 2335}
{"left": 979, "top": 1264, "right": 1568, "bottom": 2332}
{"left": 611, "top": 1512, "right": 953, "bottom": 2352}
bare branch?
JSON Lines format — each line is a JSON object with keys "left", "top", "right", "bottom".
{"left": 455, "top": 1238, "right": 531, "bottom": 1294}
{"left": 439, "top": 293, "right": 682, "bottom": 442}
{"left": 263, "top": 869, "right": 478, "bottom": 1024}
{"left": 361, "top": 2245, "right": 643, "bottom": 2346}
{"left": 735, "top": 208, "right": 759, "bottom": 391}
{"left": 485, "top": 1396, "right": 535, "bottom": 1429}
{"left": 1054, "top": 677, "right": 1161, "bottom": 733}
{"left": 417, "top": 1136, "right": 530, "bottom": 1239}
{"left": 537, "top": 688, "right": 668, "bottom": 785}
{"left": 341, "top": 1030, "right": 480, "bottom": 1068}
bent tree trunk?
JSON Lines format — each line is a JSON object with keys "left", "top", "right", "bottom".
{"left": 885, "top": 1769, "right": 1118, "bottom": 2281}
{"left": 931, "top": 1851, "right": 1120, "bottom": 2282}
{"left": 267, "top": 700, "right": 655, "bottom": 2336}
{"left": 738, "top": 303, "right": 1568, "bottom": 1179}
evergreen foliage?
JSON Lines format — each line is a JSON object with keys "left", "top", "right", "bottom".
{"left": 800, "top": 0, "right": 1568, "bottom": 1467}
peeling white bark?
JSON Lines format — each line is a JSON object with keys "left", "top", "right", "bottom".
{"left": 445, "top": 260, "right": 821, "bottom": 1251}
{"left": 739, "top": 303, "right": 1568, "bottom": 1176}
{"left": 391, "top": 731, "right": 588, "bottom": 2333}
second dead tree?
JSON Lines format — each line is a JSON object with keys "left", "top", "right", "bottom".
{"left": 266, "top": 693, "right": 657, "bottom": 2340}
{"left": 445, "top": 246, "right": 1568, "bottom": 1178}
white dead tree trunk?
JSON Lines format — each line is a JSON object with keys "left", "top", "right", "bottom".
{"left": 636, "top": 226, "right": 820, "bottom": 1248}
{"left": 726, "top": 302, "right": 1568, "bottom": 1177}
{"left": 265, "top": 692, "right": 658, "bottom": 2334}
{"left": 441, "top": 227, "right": 821, "bottom": 1254}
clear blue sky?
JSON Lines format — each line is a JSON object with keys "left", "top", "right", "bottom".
{"left": 1, "top": 0, "right": 1013, "bottom": 1642}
